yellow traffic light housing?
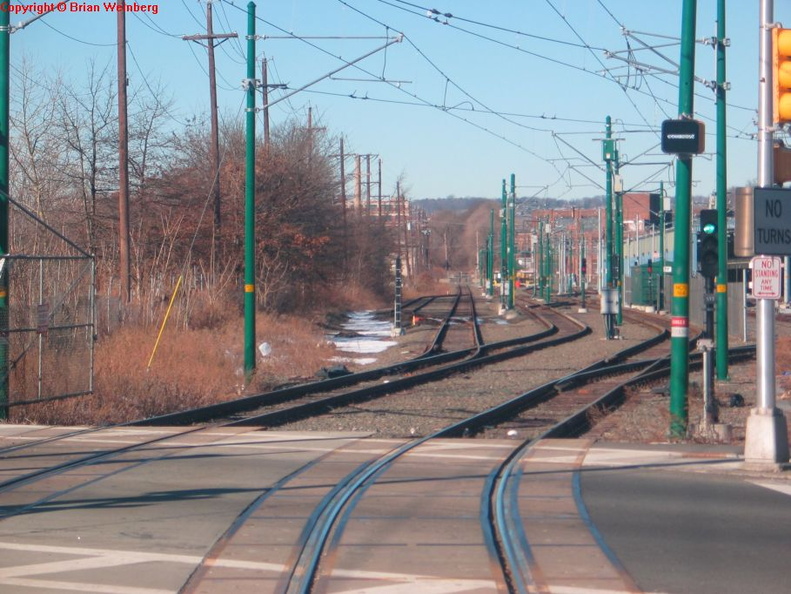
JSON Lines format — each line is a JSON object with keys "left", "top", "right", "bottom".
{"left": 775, "top": 141, "right": 791, "bottom": 184}
{"left": 773, "top": 27, "right": 791, "bottom": 124}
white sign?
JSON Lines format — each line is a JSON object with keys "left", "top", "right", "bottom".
{"left": 751, "top": 256, "right": 782, "bottom": 300}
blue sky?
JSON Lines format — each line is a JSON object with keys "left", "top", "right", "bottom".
{"left": 8, "top": 0, "right": 791, "bottom": 202}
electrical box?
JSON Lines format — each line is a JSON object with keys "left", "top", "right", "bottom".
{"left": 600, "top": 288, "right": 619, "bottom": 315}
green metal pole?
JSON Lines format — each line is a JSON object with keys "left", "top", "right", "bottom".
{"left": 669, "top": 0, "right": 698, "bottom": 438}
{"left": 659, "top": 181, "right": 666, "bottom": 312}
{"left": 715, "top": 0, "right": 729, "bottom": 380}
{"left": 500, "top": 179, "right": 508, "bottom": 310}
{"left": 542, "top": 225, "right": 547, "bottom": 300}
{"left": 488, "top": 210, "right": 494, "bottom": 297}
{"left": 0, "top": 4, "right": 9, "bottom": 419}
{"left": 545, "top": 234, "right": 552, "bottom": 302}
{"left": 615, "top": 166, "right": 623, "bottom": 325}
{"left": 567, "top": 235, "right": 573, "bottom": 294}
{"left": 603, "top": 116, "right": 616, "bottom": 338}
{"left": 581, "top": 233, "right": 587, "bottom": 309}
{"left": 243, "top": 2, "right": 256, "bottom": 381}
{"left": 508, "top": 173, "right": 516, "bottom": 308}
{"left": 537, "top": 221, "right": 544, "bottom": 297}
{"left": 604, "top": 117, "right": 614, "bottom": 291}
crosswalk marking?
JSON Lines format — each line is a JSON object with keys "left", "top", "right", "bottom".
{"left": 750, "top": 480, "right": 791, "bottom": 497}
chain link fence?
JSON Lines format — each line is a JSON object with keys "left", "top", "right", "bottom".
{"left": 7, "top": 198, "right": 95, "bottom": 405}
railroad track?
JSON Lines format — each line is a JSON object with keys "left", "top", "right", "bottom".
{"left": 196, "top": 302, "right": 579, "bottom": 429}
{"left": 126, "top": 290, "right": 554, "bottom": 428}
{"left": 0, "top": 295, "right": 617, "bottom": 508}
{"left": 0, "top": 289, "right": 495, "bottom": 496}
{"left": 0, "top": 293, "right": 756, "bottom": 593}
{"left": 410, "top": 286, "right": 483, "bottom": 356}
{"left": 0, "top": 289, "right": 476, "bottom": 458}
{"left": 178, "top": 299, "right": 755, "bottom": 593}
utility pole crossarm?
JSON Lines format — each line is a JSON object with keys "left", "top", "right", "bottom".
{"left": 182, "top": 33, "right": 239, "bottom": 43}
{"left": 184, "top": 1, "right": 237, "bottom": 233}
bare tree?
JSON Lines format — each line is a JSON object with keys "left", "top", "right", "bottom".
{"left": 9, "top": 59, "right": 65, "bottom": 224}
{"left": 56, "top": 60, "right": 118, "bottom": 255}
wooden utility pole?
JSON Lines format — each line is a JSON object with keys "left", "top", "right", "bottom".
{"left": 260, "top": 57, "right": 287, "bottom": 148}
{"left": 396, "top": 181, "right": 402, "bottom": 258}
{"left": 339, "top": 137, "right": 348, "bottom": 267}
{"left": 354, "top": 155, "right": 362, "bottom": 213}
{"left": 305, "top": 107, "right": 326, "bottom": 165}
{"left": 350, "top": 153, "right": 377, "bottom": 215}
{"left": 402, "top": 189, "right": 412, "bottom": 280}
{"left": 183, "top": 1, "right": 238, "bottom": 233}
{"left": 117, "top": 5, "right": 131, "bottom": 303}
{"left": 262, "top": 57, "right": 270, "bottom": 146}
{"left": 339, "top": 137, "right": 347, "bottom": 225}
{"left": 377, "top": 158, "right": 383, "bottom": 218}
{"left": 366, "top": 154, "right": 371, "bottom": 214}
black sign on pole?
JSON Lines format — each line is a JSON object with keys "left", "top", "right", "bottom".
{"left": 660, "top": 119, "right": 706, "bottom": 155}
{"left": 753, "top": 187, "right": 791, "bottom": 256}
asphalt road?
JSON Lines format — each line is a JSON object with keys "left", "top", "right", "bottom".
{"left": 582, "top": 466, "right": 791, "bottom": 594}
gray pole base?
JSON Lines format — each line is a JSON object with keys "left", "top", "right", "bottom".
{"left": 744, "top": 408, "right": 790, "bottom": 467}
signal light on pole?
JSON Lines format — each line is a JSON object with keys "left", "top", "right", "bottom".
{"left": 698, "top": 209, "right": 719, "bottom": 279}
{"left": 774, "top": 141, "right": 791, "bottom": 184}
{"left": 581, "top": 257, "right": 587, "bottom": 275}
{"left": 773, "top": 27, "right": 791, "bottom": 124}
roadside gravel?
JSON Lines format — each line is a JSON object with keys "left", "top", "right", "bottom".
{"left": 314, "top": 295, "right": 791, "bottom": 447}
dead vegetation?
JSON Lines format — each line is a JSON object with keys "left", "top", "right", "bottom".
{"left": 14, "top": 311, "right": 344, "bottom": 426}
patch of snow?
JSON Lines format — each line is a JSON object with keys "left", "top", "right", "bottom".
{"left": 331, "top": 336, "right": 398, "bottom": 354}
{"left": 328, "top": 311, "right": 399, "bottom": 364}
{"left": 330, "top": 356, "right": 378, "bottom": 366}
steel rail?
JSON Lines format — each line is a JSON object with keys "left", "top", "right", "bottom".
{"left": 136, "top": 301, "right": 556, "bottom": 427}
{"left": 228, "top": 310, "right": 572, "bottom": 428}
{"left": 487, "top": 342, "right": 756, "bottom": 593}
{"left": 274, "top": 306, "right": 593, "bottom": 592}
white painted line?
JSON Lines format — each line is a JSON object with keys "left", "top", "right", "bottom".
{"left": 751, "top": 480, "right": 791, "bottom": 497}
{"left": 0, "top": 541, "right": 282, "bottom": 571}
{"left": 0, "top": 541, "right": 499, "bottom": 593}
{"left": 582, "top": 449, "right": 685, "bottom": 467}
{"left": 523, "top": 455, "right": 583, "bottom": 465}
{"left": 0, "top": 577, "right": 174, "bottom": 594}
{"left": 334, "top": 578, "right": 496, "bottom": 594}
{"left": 532, "top": 444, "right": 590, "bottom": 452}
{"left": 417, "top": 442, "right": 515, "bottom": 452}
{"left": 545, "top": 586, "right": 669, "bottom": 594}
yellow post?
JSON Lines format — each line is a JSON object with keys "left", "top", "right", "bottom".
{"left": 147, "top": 275, "right": 183, "bottom": 370}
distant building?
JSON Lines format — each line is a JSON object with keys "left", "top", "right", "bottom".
{"left": 622, "top": 192, "right": 672, "bottom": 229}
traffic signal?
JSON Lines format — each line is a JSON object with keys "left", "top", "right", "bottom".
{"left": 773, "top": 27, "right": 791, "bottom": 124}
{"left": 581, "top": 257, "right": 587, "bottom": 275}
{"left": 698, "top": 209, "right": 718, "bottom": 278}
{"left": 647, "top": 259, "right": 653, "bottom": 274}
{"left": 774, "top": 141, "right": 791, "bottom": 184}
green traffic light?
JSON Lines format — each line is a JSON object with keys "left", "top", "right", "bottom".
{"left": 702, "top": 222, "right": 716, "bottom": 234}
